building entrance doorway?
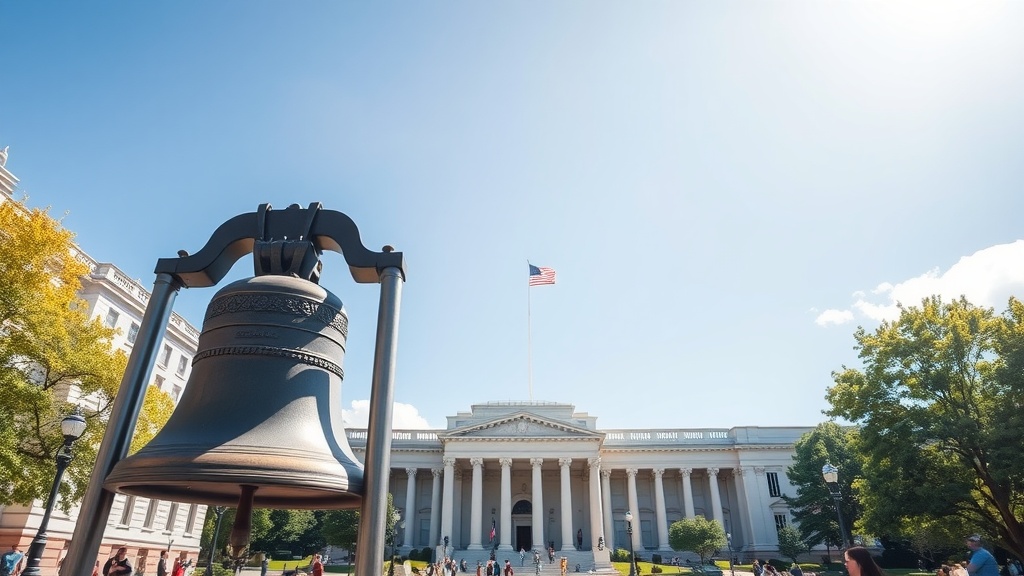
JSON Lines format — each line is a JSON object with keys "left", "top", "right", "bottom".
{"left": 515, "top": 525, "right": 532, "bottom": 553}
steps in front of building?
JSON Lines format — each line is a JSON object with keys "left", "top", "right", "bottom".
{"left": 426, "top": 549, "right": 607, "bottom": 575}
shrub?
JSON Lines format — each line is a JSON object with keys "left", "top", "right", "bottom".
{"left": 653, "top": 555, "right": 663, "bottom": 565}
{"left": 652, "top": 566, "right": 663, "bottom": 574}
{"left": 421, "top": 548, "right": 434, "bottom": 561}
{"left": 613, "top": 549, "right": 632, "bottom": 562}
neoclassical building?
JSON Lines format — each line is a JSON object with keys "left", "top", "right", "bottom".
{"left": 347, "top": 402, "right": 810, "bottom": 561}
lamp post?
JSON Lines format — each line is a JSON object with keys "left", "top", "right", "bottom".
{"left": 624, "top": 511, "right": 636, "bottom": 576}
{"left": 821, "top": 463, "right": 851, "bottom": 549}
{"left": 206, "top": 506, "right": 227, "bottom": 576}
{"left": 726, "top": 533, "right": 734, "bottom": 576}
{"left": 21, "top": 409, "right": 87, "bottom": 576}
{"left": 388, "top": 511, "right": 404, "bottom": 576}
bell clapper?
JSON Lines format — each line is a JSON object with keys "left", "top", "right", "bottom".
{"left": 229, "top": 485, "right": 258, "bottom": 562}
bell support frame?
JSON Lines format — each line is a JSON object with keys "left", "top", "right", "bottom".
{"left": 61, "top": 203, "right": 406, "bottom": 576}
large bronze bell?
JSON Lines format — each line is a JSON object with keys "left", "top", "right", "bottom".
{"left": 104, "top": 273, "right": 363, "bottom": 510}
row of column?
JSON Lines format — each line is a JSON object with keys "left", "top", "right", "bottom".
{"left": 399, "top": 460, "right": 768, "bottom": 552}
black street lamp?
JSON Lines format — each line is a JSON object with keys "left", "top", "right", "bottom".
{"left": 821, "top": 463, "right": 851, "bottom": 549}
{"left": 726, "top": 533, "right": 735, "bottom": 576}
{"left": 624, "top": 511, "right": 637, "bottom": 576}
{"left": 22, "top": 409, "right": 87, "bottom": 576}
{"left": 206, "top": 506, "right": 227, "bottom": 576}
{"left": 388, "top": 511, "right": 404, "bottom": 576}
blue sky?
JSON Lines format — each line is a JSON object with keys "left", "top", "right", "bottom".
{"left": 3, "top": 2, "right": 1023, "bottom": 430}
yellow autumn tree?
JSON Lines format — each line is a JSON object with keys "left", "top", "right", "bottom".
{"left": 0, "top": 195, "right": 172, "bottom": 510}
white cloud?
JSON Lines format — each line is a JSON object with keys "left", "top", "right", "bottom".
{"left": 819, "top": 240, "right": 1024, "bottom": 325}
{"left": 342, "top": 399, "right": 434, "bottom": 429}
{"left": 815, "top": 309, "right": 855, "bottom": 326}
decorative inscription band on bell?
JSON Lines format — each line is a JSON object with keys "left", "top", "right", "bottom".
{"left": 192, "top": 345, "right": 345, "bottom": 379}
{"left": 204, "top": 293, "right": 349, "bottom": 338}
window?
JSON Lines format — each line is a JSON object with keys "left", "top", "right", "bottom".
{"left": 767, "top": 472, "right": 781, "bottom": 497}
{"left": 172, "top": 385, "right": 182, "bottom": 403}
{"left": 774, "top": 514, "right": 788, "bottom": 532}
{"left": 158, "top": 344, "right": 172, "bottom": 367}
{"left": 176, "top": 355, "right": 188, "bottom": 377}
{"left": 154, "top": 376, "right": 165, "bottom": 391}
{"left": 127, "top": 323, "right": 140, "bottom": 344}
{"left": 165, "top": 503, "right": 179, "bottom": 531}
{"left": 104, "top": 309, "right": 120, "bottom": 328}
{"left": 185, "top": 504, "right": 198, "bottom": 534}
{"left": 120, "top": 495, "right": 136, "bottom": 526}
{"left": 144, "top": 498, "right": 160, "bottom": 528}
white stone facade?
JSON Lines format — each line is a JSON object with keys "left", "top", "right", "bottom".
{"left": 347, "top": 402, "right": 810, "bottom": 561}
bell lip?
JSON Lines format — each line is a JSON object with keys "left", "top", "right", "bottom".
{"left": 104, "top": 479, "right": 364, "bottom": 509}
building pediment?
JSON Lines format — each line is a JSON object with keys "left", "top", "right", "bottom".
{"left": 441, "top": 411, "right": 602, "bottom": 441}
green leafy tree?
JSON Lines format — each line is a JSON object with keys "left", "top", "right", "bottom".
{"left": 321, "top": 494, "right": 396, "bottom": 561}
{"left": 827, "top": 296, "right": 1024, "bottom": 561}
{"left": 783, "top": 422, "right": 862, "bottom": 559}
{"left": 777, "top": 525, "right": 807, "bottom": 564}
{"left": 322, "top": 509, "right": 359, "bottom": 554}
{"left": 668, "top": 516, "right": 726, "bottom": 564}
{"left": 0, "top": 197, "right": 127, "bottom": 510}
{"left": 201, "top": 507, "right": 272, "bottom": 562}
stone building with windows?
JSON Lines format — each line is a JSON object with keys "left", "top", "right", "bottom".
{"left": 347, "top": 402, "right": 810, "bottom": 565}
{"left": 0, "top": 147, "right": 207, "bottom": 575}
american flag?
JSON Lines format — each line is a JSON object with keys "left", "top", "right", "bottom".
{"left": 528, "top": 264, "right": 556, "bottom": 286}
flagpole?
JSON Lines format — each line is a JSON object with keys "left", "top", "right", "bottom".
{"left": 527, "top": 260, "right": 533, "bottom": 402}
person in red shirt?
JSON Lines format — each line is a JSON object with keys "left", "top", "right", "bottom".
{"left": 311, "top": 555, "right": 324, "bottom": 576}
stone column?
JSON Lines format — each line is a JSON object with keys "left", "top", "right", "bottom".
{"left": 708, "top": 467, "right": 723, "bottom": 527}
{"left": 587, "top": 458, "right": 604, "bottom": 551}
{"left": 430, "top": 468, "right": 442, "bottom": 548}
{"left": 499, "top": 458, "right": 513, "bottom": 551}
{"left": 559, "top": 458, "right": 573, "bottom": 551}
{"left": 653, "top": 469, "right": 670, "bottom": 551}
{"left": 742, "top": 466, "right": 774, "bottom": 548}
{"left": 469, "top": 458, "right": 485, "bottom": 549}
{"left": 679, "top": 468, "right": 695, "bottom": 519}
{"left": 531, "top": 458, "right": 545, "bottom": 551}
{"left": 441, "top": 457, "right": 456, "bottom": 550}
{"left": 404, "top": 468, "right": 418, "bottom": 548}
{"left": 626, "top": 468, "right": 641, "bottom": 550}
{"left": 601, "top": 469, "right": 614, "bottom": 551}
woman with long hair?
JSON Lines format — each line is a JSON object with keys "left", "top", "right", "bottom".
{"left": 844, "top": 547, "right": 884, "bottom": 576}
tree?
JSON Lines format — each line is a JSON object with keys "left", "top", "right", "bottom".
{"left": 777, "top": 525, "right": 807, "bottom": 564}
{"left": 202, "top": 508, "right": 273, "bottom": 561}
{"left": 783, "top": 422, "right": 862, "bottom": 559}
{"left": 321, "top": 494, "right": 396, "bottom": 562}
{"left": 827, "top": 296, "right": 1024, "bottom": 561}
{"left": 0, "top": 197, "right": 127, "bottom": 510}
{"left": 668, "top": 516, "right": 726, "bottom": 564}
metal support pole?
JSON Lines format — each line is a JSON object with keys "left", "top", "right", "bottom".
{"left": 830, "top": 489, "right": 851, "bottom": 549}
{"left": 60, "top": 273, "right": 182, "bottom": 576}
{"left": 626, "top": 520, "right": 636, "bottom": 576}
{"left": 207, "top": 507, "right": 227, "bottom": 575}
{"left": 21, "top": 444, "right": 74, "bottom": 576}
{"left": 355, "top": 266, "right": 404, "bottom": 576}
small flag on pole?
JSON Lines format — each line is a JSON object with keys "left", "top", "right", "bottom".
{"left": 529, "top": 264, "right": 556, "bottom": 286}
{"left": 490, "top": 519, "right": 496, "bottom": 541}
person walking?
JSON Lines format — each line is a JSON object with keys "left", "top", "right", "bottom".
{"left": 1, "top": 547, "right": 23, "bottom": 576}
{"left": 844, "top": 546, "right": 885, "bottom": 576}
{"left": 965, "top": 535, "right": 999, "bottom": 576}
{"left": 157, "top": 551, "right": 169, "bottom": 576}
{"left": 104, "top": 548, "right": 133, "bottom": 576}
